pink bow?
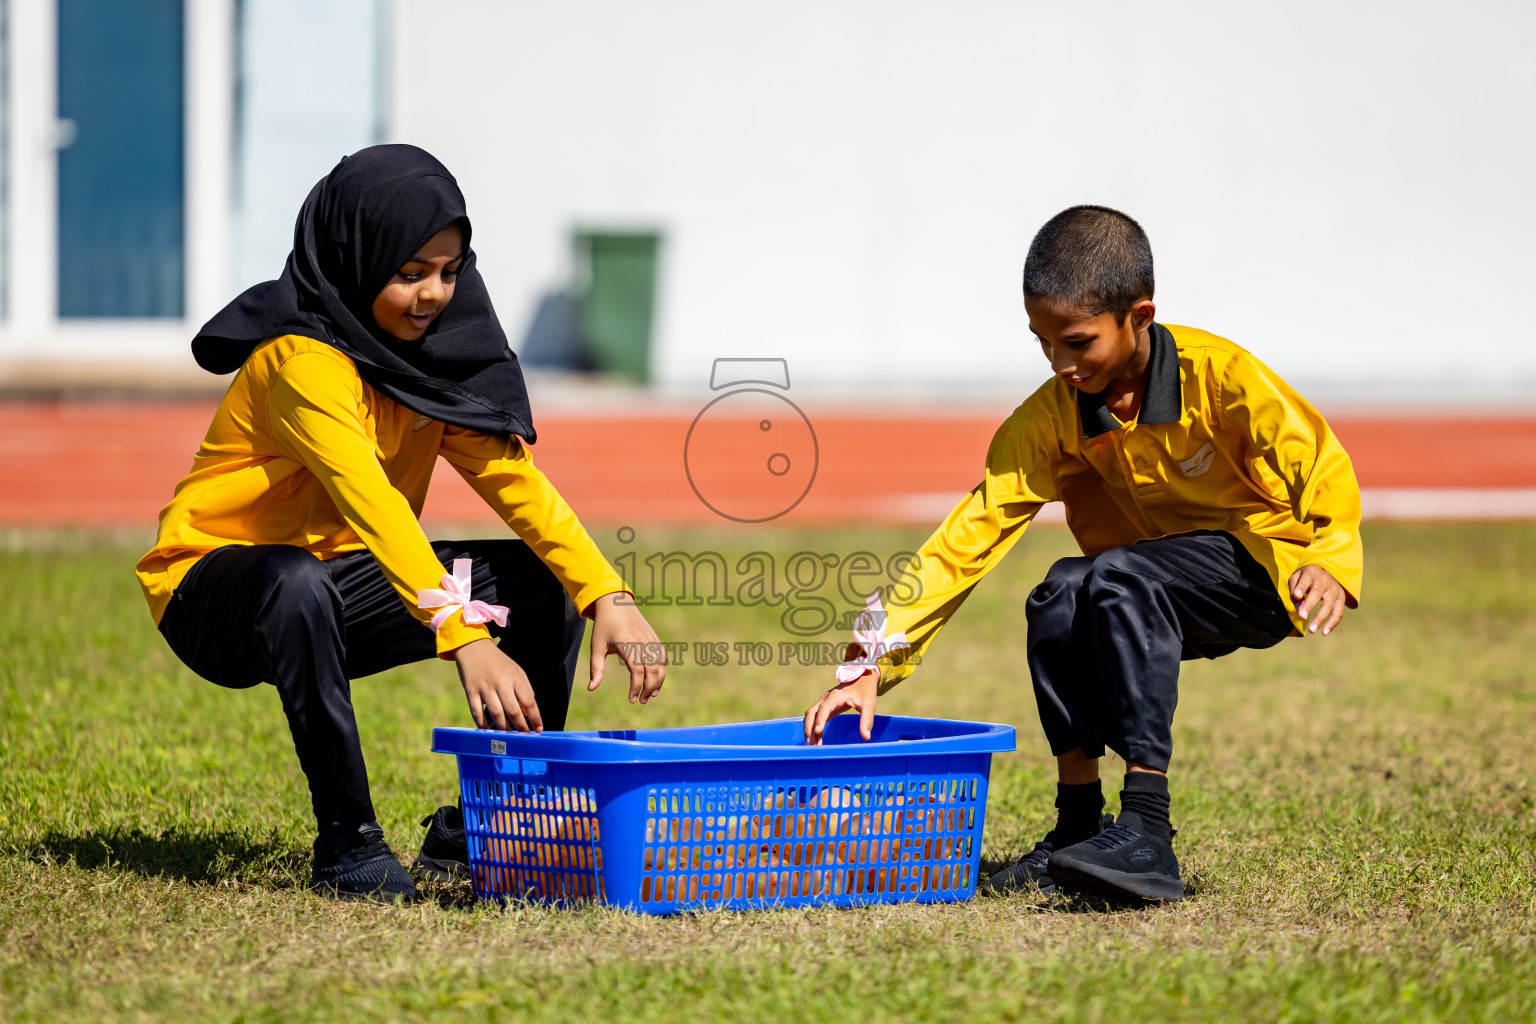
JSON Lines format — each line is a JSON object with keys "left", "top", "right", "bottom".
{"left": 834, "top": 592, "right": 909, "bottom": 684}
{"left": 416, "top": 558, "right": 510, "bottom": 633}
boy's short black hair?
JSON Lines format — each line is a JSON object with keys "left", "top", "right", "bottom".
{"left": 1023, "top": 205, "right": 1154, "bottom": 324}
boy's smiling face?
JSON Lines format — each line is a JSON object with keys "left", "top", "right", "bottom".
{"left": 371, "top": 222, "right": 465, "bottom": 342}
{"left": 1026, "top": 296, "right": 1156, "bottom": 395}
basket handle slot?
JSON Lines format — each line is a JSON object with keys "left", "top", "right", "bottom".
{"left": 491, "top": 757, "right": 550, "bottom": 776}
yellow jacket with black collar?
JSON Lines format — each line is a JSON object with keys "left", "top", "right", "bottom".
{"left": 136, "top": 334, "right": 627, "bottom": 656}
{"left": 874, "top": 322, "right": 1363, "bottom": 691}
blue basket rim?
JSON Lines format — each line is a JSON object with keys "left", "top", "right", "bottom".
{"left": 433, "top": 715, "right": 1015, "bottom": 764}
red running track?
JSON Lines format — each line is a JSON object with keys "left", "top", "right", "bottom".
{"left": 2, "top": 400, "right": 1535, "bottom": 528}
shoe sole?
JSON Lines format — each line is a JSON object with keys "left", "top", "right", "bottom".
{"left": 983, "top": 870, "right": 1057, "bottom": 896}
{"left": 309, "top": 881, "right": 417, "bottom": 905}
{"left": 1047, "top": 856, "right": 1185, "bottom": 903}
{"left": 411, "top": 854, "right": 471, "bottom": 883}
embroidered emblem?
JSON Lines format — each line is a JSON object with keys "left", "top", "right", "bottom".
{"left": 412, "top": 413, "right": 432, "bottom": 432}
{"left": 1178, "top": 442, "right": 1216, "bottom": 478}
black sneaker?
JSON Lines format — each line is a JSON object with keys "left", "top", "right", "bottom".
{"left": 1046, "top": 811, "right": 1184, "bottom": 903}
{"left": 411, "top": 804, "right": 470, "bottom": 882}
{"left": 310, "top": 822, "right": 417, "bottom": 904}
{"left": 985, "top": 813, "right": 1114, "bottom": 895}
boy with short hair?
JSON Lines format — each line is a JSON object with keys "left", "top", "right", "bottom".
{"left": 802, "top": 205, "right": 1361, "bottom": 903}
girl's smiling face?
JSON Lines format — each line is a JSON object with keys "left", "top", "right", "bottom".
{"left": 371, "top": 222, "right": 465, "bottom": 342}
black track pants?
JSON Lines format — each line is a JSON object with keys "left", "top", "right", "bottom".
{"left": 158, "top": 540, "right": 584, "bottom": 833}
{"left": 1026, "top": 530, "right": 1295, "bottom": 773}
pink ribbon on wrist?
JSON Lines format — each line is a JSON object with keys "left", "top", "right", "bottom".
{"left": 416, "top": 558, "right": 510, "bottom": 633}
{"left": 834, "top": 592, "right": 909, "bottom": 684}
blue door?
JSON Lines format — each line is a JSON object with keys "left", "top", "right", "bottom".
{"left": 57, "top": 0, "right": 184, "bottom": 317}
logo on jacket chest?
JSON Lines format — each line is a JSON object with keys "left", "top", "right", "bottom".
{"left": 1177, "top": 442, "right": 1216, "bottom": 478}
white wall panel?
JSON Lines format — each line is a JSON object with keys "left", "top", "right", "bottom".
{"left": 389, "top": 0, "right": 1536, "bottom": 397}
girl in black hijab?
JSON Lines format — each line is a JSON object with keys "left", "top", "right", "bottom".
{"left": 138, "top": 145, "right": 667, "bottom": 903}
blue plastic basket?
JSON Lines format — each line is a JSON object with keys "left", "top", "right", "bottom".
{"left": 431, "top": 715, "right": 1016, "bottom": 914}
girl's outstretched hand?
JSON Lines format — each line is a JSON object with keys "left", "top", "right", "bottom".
{"left": 587, "top": 593, "right": 667, "bottom": 705}
{"left": 454, "top": 638, "right": 542, "bottom": 732}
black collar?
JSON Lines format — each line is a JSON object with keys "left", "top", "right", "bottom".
{"left": 1077, "top": 321, "right": 1181, "bottom": 438}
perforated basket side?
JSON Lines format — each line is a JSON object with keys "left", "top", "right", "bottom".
{"left": 458, "top": 755, "right": 612, "bottom": 904}
{"left": 615, "top": 752, "right": 993, "bottom": 913}
{"left": 453, "top": 749, "right": 997, "bottom": 914}
{"left": 634, "top": 777, "right": 986, "bottom": 909}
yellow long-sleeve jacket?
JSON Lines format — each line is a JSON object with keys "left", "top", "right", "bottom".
{"left": 136, "top": 334, "right": 627, "bottom": 656}
{"left": 874, "top": 322, "right": 1363, "bottom": 692}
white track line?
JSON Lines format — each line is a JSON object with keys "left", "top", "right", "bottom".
{"left": 1359, "top": 488, "right": 1536, "bottom": 520}
{"left": 889, "top": 489, "right": 1536, "bottom": 524}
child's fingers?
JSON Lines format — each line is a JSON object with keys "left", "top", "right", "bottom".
{"left": 642, "top": 648, "right": 667, "bottom": 702}
{"left": 466, "top": 690, "right": 487, "bottom": 729}
{"left": 517, "top": 681, "right": 543, "bottom": 733}
{"left": 1320, "top": 589, "right": 1345, "bottom": 635}
{"left": 858, "top": 696, "right": 876, "bottom": 742}
{"left": 639, "top": 661, "right": 665, "bottom": 704}
{"left": 810, "top": 701, "right": 832, "bottom": 743}
{"left": 482, "top": 691, "right": 510, "bottom": 731}
{"left": 1293, "top": 578, "right": 1321, "bottom": 622}
{"left": 1291, "top": 566, "right": 1322, "bottom": 605}
{"left": 804, "top": 690, "right": 843, "bottom": 744}
{"left": 1293, "top": 586, "right": 1313, "bottom": 617}
{"left": 1306, "top": 585, "right": 1337, "bottom": 634}
{"left": 1321, "top": 593, "right": 1346, "bottom": 635}
{"left": 1305, "top": 588, "right": 1326, "bottom": 632}
{"left": 504, "top": 699, "right": 530, "bottom": 733}
{"left": 1317, "top": 587, "right": 1345, "bottom": 635}
{"left": 626, "top": 649, "right": 647, "bottom": 705}
{"left": 803, "top": 702, "right": 821, "bottom": 745}
{"left": 487, "top": 683, "right": 530, "bottom": 733}
{"left": 587, "top": 640, "right": 606, "bottom": 692}
{"left": 812, "top": 692, "right": 849, "bottom": 743}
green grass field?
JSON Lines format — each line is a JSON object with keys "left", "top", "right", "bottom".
{"left": 3, "top": 522, "right": 1534, "bottom": 1023}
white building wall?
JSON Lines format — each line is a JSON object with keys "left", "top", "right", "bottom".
{"left": 0, "top": 0, "right": 1532, "bottom": 397}
{"left": 390, "top": 0, "right": 1536, "bottom": 397}
{"left": 234, "top": 0, "right": 385, "bottom": 291}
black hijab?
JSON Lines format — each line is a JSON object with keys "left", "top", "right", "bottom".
{"left": 193, "top": 144, "right": 537, "bottom": 441}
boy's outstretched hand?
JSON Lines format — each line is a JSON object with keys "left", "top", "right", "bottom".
{"left": 1289, "top": 564, "right": 1348, "bottom": 636}
{"left": 803, "top": 668, "right": 879, "bottom": 745}
{"left": 587, "top": 592, "right": 667, "bottom": 705}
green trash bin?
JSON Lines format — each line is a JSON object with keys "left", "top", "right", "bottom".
{"left": 574, "top": 230, "right": 662, "bottom": 382}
